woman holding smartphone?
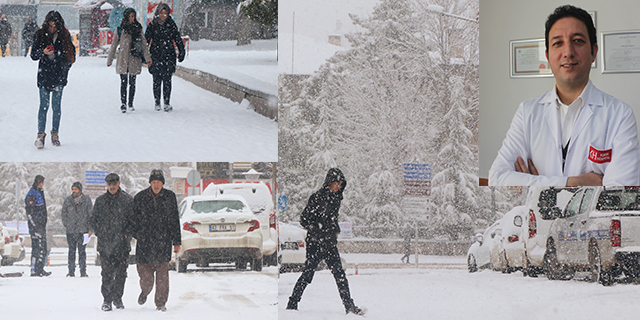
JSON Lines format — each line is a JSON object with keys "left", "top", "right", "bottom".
{"left": 30, "top": 11, "right": 75, "bottom": 149}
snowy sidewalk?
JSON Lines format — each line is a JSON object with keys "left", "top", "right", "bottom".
{"left": 341, "top": 253, "right": 466, "bottom": 270}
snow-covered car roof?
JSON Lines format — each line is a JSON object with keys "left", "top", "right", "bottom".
{"left": 202, "top": 182, "right": 274, "bottom": 215}
{"left": 279, "top": 222, "right": 306, "bottom": 242}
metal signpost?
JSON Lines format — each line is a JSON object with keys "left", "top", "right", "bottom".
{"left": 402, "top": 163, "right": 431, "bottom": 268}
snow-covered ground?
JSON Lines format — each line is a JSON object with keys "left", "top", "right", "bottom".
{"left": 0, "top": 56, "right": 277, "bottom": 162}
{"left": 0, "top": 247, "right": 277, "bottom": 320}
{"left": 182, "top": 39, "right": 277, "bottom": 95}
{"left": 280, "top": 254, "right": 640, "bottom": 320}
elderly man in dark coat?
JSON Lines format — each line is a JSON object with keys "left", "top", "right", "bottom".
{"left": 286, "top": 168, "right": 364, "bottom": 315}
{"left": 91, "top": 173, "right": 134, "bottom": 311}
{"left": 133, "top": 169, "right": 181, "bottom": 312}
{"left": 61, "top": 181, "right": 93, "bottom": 277}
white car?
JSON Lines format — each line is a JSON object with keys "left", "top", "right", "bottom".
{"left": 467, "top": 221, "right": 504, "bottom": 272}
{"left": 202, "top": 182, "right": 278, "bottom": 266}
{"left": 278, "top": 222, "right": 306, "bottom": 272}
{"left": 545, "top": 187, "right": 640, "bottom": 285}
{"left": 523, "top": 187, "right": 576, "bottom": 276}
{"left": 176, "top": 194, "right": 263, "bottom": 272}
{"left": 1, "top": 226, "right": 25, "bottom": 266}
{"left": 500, "top": 206, "right": 527, "bottom": 273}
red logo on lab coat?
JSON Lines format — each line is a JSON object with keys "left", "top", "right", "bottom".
{"left": 588, "top": 146, "right": 612, "bottom": 164}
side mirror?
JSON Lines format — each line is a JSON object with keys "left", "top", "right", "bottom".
{"left": 475, "top": 233, "right": 483, "bottom": 245}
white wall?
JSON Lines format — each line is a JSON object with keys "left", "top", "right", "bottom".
{"left": 479, "top": 0, "right": 640, "bottom": 179}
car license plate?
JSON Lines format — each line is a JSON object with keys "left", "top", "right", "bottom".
{"left": 209, "top": 224, "right": 235, "bottom": 232}
{"left": 282, "top": 242, "right": 299, "bottom": 250}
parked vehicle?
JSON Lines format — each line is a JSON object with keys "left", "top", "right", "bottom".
{"left": 544, "top": 187, "right": 640, "bottom": 285}
{"left": 522, "top": 187, "right": 576, "bottom": 276}
{"left": 467, "top": 221, "right": 504, "bottom": 273}
{"left": 175, "top": 194, "right": 263, "bottom": 272}
{"left": 202, "top": 182, "right": 277, "bottom": 266}
{"left": 1, "top": 225, "right": 25, "bottom": 266}
{"left": 500, "top": 206, "right": 528, "bottom": 273}
{"left": 278, "top": 222, "right": 306, "bottom": 273}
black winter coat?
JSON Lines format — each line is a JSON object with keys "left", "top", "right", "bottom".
{"left": 22, "top": 21, "right": 37, "bottom": 45}
{"left": 30, "top": 28, "right": 75, "bottom": 90}
{"left": 300, "top": 168, "right": 347, "bottom": 244}
{"left": 145, "top": 17, "right": 185, "bottom": 75}
{"left": 25, "top": 187, "right": 47, "bottom": 231}
{"left": 132, "top": 187, "right": 181, "bottom": 264}
{"left": 91, "top": 189, "right": 134, "bottom": 256}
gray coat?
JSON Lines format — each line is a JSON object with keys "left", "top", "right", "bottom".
{"left": 107, "top": 28, "right": 151, "bottom": 75}
{"left": 61, "top": 194, "right": 93, "bottom": 234}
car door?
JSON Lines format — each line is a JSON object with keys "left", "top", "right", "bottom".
{"left": 572, "top": 187, "right": 595, "bottom": 264}
{"left": 555, "top": 189, "right": 584, "bottom": 262}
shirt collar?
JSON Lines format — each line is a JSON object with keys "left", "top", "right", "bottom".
{"left": 552, "top": 80, "right": 591, "bottom": 110}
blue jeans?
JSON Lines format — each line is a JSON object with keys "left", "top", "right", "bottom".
{"left": 38, "top": 86, "right": 64, "bottom": 133}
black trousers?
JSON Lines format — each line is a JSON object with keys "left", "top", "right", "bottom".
{"left": 120, "top": 74, "right": 136, "bottom": 107}
{"left": 289, "top": 238, "right": 354, "bottom": 309}
{"left": 152, "top": 72, "right": 172, "bottom": 105}
{"left": 66, "top": 233, "right": 87, "bottom": 274}
{"left": 29, "top": 226, "right": 47, "bottom": 275}
{"left": 99, "top": 252, "right": 128, "bottom": 303}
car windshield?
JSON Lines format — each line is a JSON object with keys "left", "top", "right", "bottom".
{"left": 192, "top": 200, "right": 245, "bottom": 213}
{"left": 596, "top": 189, "right": 640, "bottom": 211}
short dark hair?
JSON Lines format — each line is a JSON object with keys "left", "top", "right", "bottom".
{"left": 545, "top": 5, "right": 596, "bottom": 55}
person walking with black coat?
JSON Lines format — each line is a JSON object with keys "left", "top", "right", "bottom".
{"left": 132, "top": 169, "right": 181, "bottom": 312}
{"left": 30, "top": 11, "right": 75, "bottom": 149}
{"left": 61, "top": 181, "right": 93, "bottom": 277}
{"left": 286, "top": 168, "right": 364, "bottom": 315}
{"left": 91, "top": 173, "right": 134, "bottom": 311}
{"left": 22, "top": 18, "right": 37, "bottom": 57}
{"left": 145, "top": 3, "right": 185, "bottom": 112}
{"left": 133, "top": 170, "right": 182, "bottom": 311}
{"left": 25, "top": 175, "right": 51, "bottom": 277}
{"left": 107, "top": 7, "right": 151, "bottom": 113}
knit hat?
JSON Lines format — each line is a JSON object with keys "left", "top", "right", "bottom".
{"left": 105, "top": 173, "right": 120, "bottom": 184}
{"left": 72, "top": 181, "right": 83, "bottom": 191}
{"left": 149, "top": 169, "right": 165, "bottom": 184}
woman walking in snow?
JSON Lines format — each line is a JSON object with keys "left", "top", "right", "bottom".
{"left": 145, "top": 3, "right": 185, "bottom": 112}
{"left": 107, "top": 7, "right": 151, "bottom": 113}
{"left": 31, "top": 10, "right": 75, "bottom": 149}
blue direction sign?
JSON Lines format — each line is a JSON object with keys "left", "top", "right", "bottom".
{"left": 278, "top": 194, "right": 288, "bottom": 211}
{"left": 85, "top": 170, "right": 109, "bottom": 185}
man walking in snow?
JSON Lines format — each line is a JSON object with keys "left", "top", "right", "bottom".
{"left": 286, "top": 168, "right": 364, "bottom": 315}
{"left": 91, "top": 173, "right": 134, "bottom": 311}
{"left": 61, "top": 181, "right": 93, "bottom": 277}
{"left": 25, "top": 174, "right": 51, "bottom": 277}
{"left": 132, "top": 169, "right": 181, "bottom": 312}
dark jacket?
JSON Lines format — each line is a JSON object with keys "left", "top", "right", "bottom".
{"left": 22, "top": 21, "right": 37, "bottom": 44}
{"left": 300, "top": 168, "right": 347, "bottom": 244}
{"left": 31, "top": 27, "right": 75, "bottom": 90}
{"left": 0, "top": 19, "right": 11, "bottom": 45}
{"left": 91, "top": 188, "right": 134, "bottom": 256}
{"left": 133, "top": 187, "right": 181, "bottom": 264}
{"left": 25, "top": 187, "right": 47, "bottom": 230}
{"left": 61, "top": 194, "right": 93, "bottom": 234}
{"left": 145, "top": 15, "right": 185, "bottom": 75}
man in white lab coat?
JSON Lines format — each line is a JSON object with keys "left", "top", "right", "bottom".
{"left": 489, "top": 5, "right": 640, "bottom": 186}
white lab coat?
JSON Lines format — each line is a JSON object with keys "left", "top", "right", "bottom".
{"left": 489, "top": 81, "right": 640, "bottom": 186}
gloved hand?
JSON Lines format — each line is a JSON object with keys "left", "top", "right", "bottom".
{"left": 178, "top": 51, "right": 185, "bottom": 63}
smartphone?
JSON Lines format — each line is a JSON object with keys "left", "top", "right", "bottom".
{"left": 46, "top": 45, "right": 54, "bottom": 51}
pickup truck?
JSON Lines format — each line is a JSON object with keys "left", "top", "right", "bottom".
{"left": 544, "top": 187, "right": 640, "bottom": 285}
